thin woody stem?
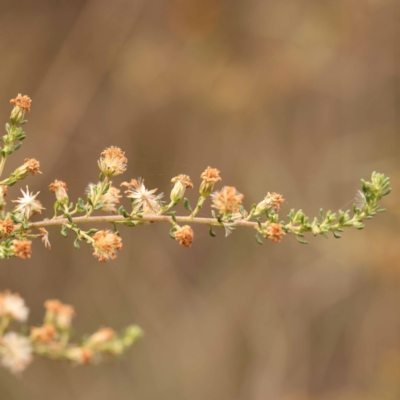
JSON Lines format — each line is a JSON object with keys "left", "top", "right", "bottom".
{"left": 0, "top": 156, "right": 7, "bottom": 179}
{"left": 22, "top": 214, "right": 260, "bottom": 230}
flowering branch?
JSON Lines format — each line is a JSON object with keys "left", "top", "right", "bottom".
{"left": 0, "top": 94, "right": 392, "bottom": 374}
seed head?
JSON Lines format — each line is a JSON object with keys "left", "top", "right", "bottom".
{"left": 12, "top": 186, "right": 45, "bottom": 220}
{"left": 0, "top": 291, "right": 29, "bottom": 322}
{"left": 211, "top": 186, "right": 244, "bottom": 215}
{"left": 0, "top": 332, "right": 32, "bottom": 374}
{"left": 92, "top": 230, "right": 122, "bottom": 262}
{"left": 122, "top": 178, "right": 163, "bottom": 214}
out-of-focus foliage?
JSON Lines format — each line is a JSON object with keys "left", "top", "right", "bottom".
{"left": 0, "top": 0, "right": 398, "bottom": 399}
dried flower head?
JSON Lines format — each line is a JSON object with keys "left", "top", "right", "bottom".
{"left": 49, "top": 180, "right": 68, "bottom": 203}
{"left": 56, "top": 304, "right": 75, "bottom": 330}
{"left": 266, "top": 223, "right": 285, "bottom": 243}
{"left": 92, "top": 230, "right": 122, "bottom": 262}
{"left": 12, "top": 240, "right": 32, "bottom": 259}
{"left": 0, "top": 332, "right": 32, "bottom": 374}
{"left": 30, "top": 324, "right": 57, "bottom": 343}
{"left": 0, "top": 218, "right": 14, "bottom": 236}
{"left": 199, "top": 167, "right": 221, "bottom": 197}
{"left": 44, "top": 299, "right": 62, "bottom": 313}
{"left": 24, "top": 158, "right": 41, "bottom": 175}
{"left": 43, "top": 300, "right": 75, "bottom": 328}
{"left": 10, "top": 94, "right": 32, "bottom": 112}
{"left": 255, "top": 192, "right": 285, "bottom": 214}
{"left": 211, "top": 186, "right": 244, "bottom": 215}
{"left": 171, "top": 174, "right": 194, "bottom": 189}
{"left": 0, "top": 291, "right": 29, "bottom": 322}
{"left": 121, "top": 178, "right": 163, "bottom": 214}
{"left": 67, "top": 347, "right": 93, "bottom": 365}
{"left": 174, "top": 225, "right": 194, "bottom": 248}
{"left": 86, "top": 182, "right": 121, "bottom": 213}
{"left": 98, "top": 146, "right": 127, "bottom": 177}
{"left": 170, "top": 174, "right": 193, "bottom": 203}
{"left": 12, "top": 186, "right": 45, "bottom": 220}
{"left": 88, "top": 327, "right": 115, "bottom": 346}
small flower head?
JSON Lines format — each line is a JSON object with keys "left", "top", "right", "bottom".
{"left": 24, "top": 158, "right": 41, "bottom": 175}
{"left": 121, "top": 178, "right": 164, "bottom": 214}
{"left": 88, "top": 327, "right": 115, "bottom": 347}
{"left": 9, "top": 159, "right": 42, "bottom": 184}
{"left": 211, "top": 186, "right": 244, "bottom": 215}
{"left": 0, "top": 218, "right": 14, "bottom": 237}
{"left": 265, "top": 223, "right": 285, "bottom": 243}
{"left": 86, "top": 182, "right": 121, "bottom": 213}
{"left": 56, "top": 304, "right": 75, "bottom": 330}
{"left": 30, "top": 324, "right": 57, "bottom": 343}
{"left": 98, "top": 146, "right": 127, "bottom": 177}
{"left": 10, "top": 94, "right": 32, "bottom": 124}
{"left": 174, "top": 225, "right": 194, "bottom": 248}
{"left": 49, "top": 180, "right": 68, "bottom": 203}
{"left": 255, "top": 192, "right": 285, "bottom": 214}
{"left": 0, "top": 332, "right": 32, "bottom": 374}
{"left": 199, "top": 167, "right": 221, "bottom": 197}
{"left": 92, "top": 230, "right": 122, "bottom": 262}
{"left": 12, "top": 240, "right": 32, "bottom": 259}
{"left": 0, "top": 291, "right": 29, "bottom": 322}
{"left": 67, "top": 347, "right": 93, "bottom": 365}
{"left": 10, "top": 94, "right": 32, "bottom": 112}
{"left": 170, "top": 174, "right": 193, "bottom": 203}
{"left": 0, "top": 186, "right": 7, "bottom": 209}
{"left": 43, "top": 300, "right": 75, "bottom": 329}
{"left": 12, "top": 186, "right": 45, "bottom": 220}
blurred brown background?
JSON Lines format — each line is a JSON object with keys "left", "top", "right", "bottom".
{"left": 0, "top": 0, "right": 399, "bottom": 399}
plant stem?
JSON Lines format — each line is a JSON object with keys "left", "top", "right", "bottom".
{"left": 22, "top": 214, "right": 258, "bottom": 231}
{"left": 0, "top": 156, "right": 7, "bottom": 179}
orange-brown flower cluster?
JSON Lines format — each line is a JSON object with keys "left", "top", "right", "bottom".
{"left": 199, "top": 167, "right": 221, "bottom": 197}
{"left": 12, "top": 240, "right": 32, "bottom": 259}
{"left": 211, "top": 186, "right": 244, "bottom": 215}
{"left": 171, "top": 174, "right": 194, "bottom": 189}
{"left": 264, "top": 192, "right": 285, "bottom": 212}
{"left": 10, "top": 94, "right": 32, "bottom": 112}
{"left": 23, "top": 158, "right": 41, "bottom": 176}
{"left": 98, "top": 146, "right": 127, "bottom": 177}
{"left": 200, "top": 167, "right": 221, "bottom": 183}
{"left": 92, "top": 230, "right": 122, "bottom": 262}
{"left": 174, "top": 225, "right": 194, "bottom": 248}
{"left": 266, "top": 223, "right": 285, "bottom": 243}
{"left": 49, "top": 179, "right": 68, "bottom": 203}
{"left": 0, "top": 219, "right": 14, "bottom": 236}
{"left": 30, "top": 324, "right": 57, "bottom": 343}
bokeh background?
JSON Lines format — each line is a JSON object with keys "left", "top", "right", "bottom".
{"left": 0, "top": 0, "right": 399, "bottom": 399}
